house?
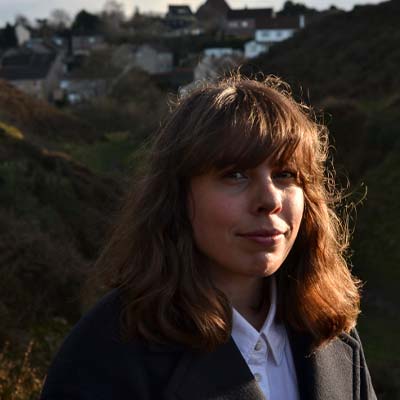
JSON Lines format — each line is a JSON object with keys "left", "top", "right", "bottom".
{"left": 111, "top": 43, "right": 173, "bottom": 76}
{"left": 245, "top": 15, "right": 306, "bottom": 59}
{"left": 59, "top": 78, "right": 108, "bottom": 104}
{"left": 244, "top": 41, "right": 269, "bottom": 59}
{"left": 204, "top": 48, "right": 242, "bottom": 58}
{"left": 196, "top": 0, "right": 230, "bottom": 32}
{"left": 194, "top": 48, "right": 243, "bottom": 81}
{"left": 133, "top": 44, "right": 173, "bottom": 75}
{"left": 255, "top": 15, "right": 305, "bottom": 44}
{"left": 0, "top": 46, "right": 64, "bottom": 101}
{"left": 111, "top": 44, "right": 136, "bottom": 68}
{"left": 165, "top": 5, "right": 196, "bottom": 30}
{"left": 71, "top": 34, "right": 106, "bottom": 56}
{"left": 225, "top": 8, "right": 274, "bottom": 37}
{"left": 14, "top": 22, "right": 31, "bottom": 46}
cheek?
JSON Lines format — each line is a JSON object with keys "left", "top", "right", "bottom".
{"left": 190, "top": 194, "right": 234, "bottom": 236}
{"left": 291, "top": 189, "right": 305, "bottom": 232}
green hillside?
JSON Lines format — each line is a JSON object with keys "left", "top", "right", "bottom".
{"left": 0, "top": 121, "right": 122, "bottom": 354}
{"left": 353, "top": 146, "right": 400, "bottom": 398}
{"left": 253, "top": 0, "right": 400, "bottom": 102}
{"left": 0, "top": 80, "right": 98, "bottom": 144}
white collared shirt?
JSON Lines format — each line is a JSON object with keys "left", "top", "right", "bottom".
{"left": 231, "top": 277, "right": 300, "bottom": 400}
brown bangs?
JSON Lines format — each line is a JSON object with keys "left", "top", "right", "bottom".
{"left": 176, "top": 81, "right": 310, "bottom": 179}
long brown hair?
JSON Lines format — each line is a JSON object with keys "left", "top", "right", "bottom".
{"left": 96, "top": 74, "right": 360, "bottom": 351}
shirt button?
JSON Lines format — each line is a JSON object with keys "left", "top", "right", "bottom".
{"left": 254, "top": 340, "right": 263, "bottom": 351}
{"left": 254, "top": 373, "right": 261, "bottom": 382}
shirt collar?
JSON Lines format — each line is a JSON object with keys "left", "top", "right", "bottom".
{"left": 231, "top": 276, "right": 287, "bottom": 365}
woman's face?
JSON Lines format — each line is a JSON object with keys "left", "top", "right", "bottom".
{"left": 189, "top": 158, "right": 304, "bottom": 285}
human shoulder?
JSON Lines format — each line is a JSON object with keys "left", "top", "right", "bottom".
{"left": 42, "top": 289, "right": 187, "bottom": 399}
{"left": 41, "top": 290, "right": 152, "bottom": 399}
{"left": 50, "top": 289, "right": 149, "bottom": 361}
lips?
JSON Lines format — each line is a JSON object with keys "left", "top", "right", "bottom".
{"left": 237, "top": 229, "right": 286, "bottom": 246}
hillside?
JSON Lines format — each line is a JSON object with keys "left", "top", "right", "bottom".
{"left": 246, "top": 0, "right": 400, "bottom": 184}
{"left": 0, "top": 122, "right": 123, "bottom": 348}
{"left": 253, "top": 0, "right": 400, "bottom": 102}
{"left": 0, "top": 80, "right": 98, "bottom": 145}
{"left": 352, "top": 145, "right": 400, "bottom": 397}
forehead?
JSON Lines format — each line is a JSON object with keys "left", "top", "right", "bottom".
{"left": 197, "top": 125, "right": 303, "bottom": 175}
{"left": 175, "top": 81, "right": 313, "bottom": 177}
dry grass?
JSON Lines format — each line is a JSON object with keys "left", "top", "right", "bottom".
{"left": 0, "top": 341, "right": 43, "bottom": 400}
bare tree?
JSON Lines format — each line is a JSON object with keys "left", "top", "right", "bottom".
{"left": 102, "top": 0, "right": 126, "bottom": 28}
{"left": 14, "top": 14, "right": 31, "bottom": 27}
{"left": 49, "top": 8, "right": 72, "bottom": 29}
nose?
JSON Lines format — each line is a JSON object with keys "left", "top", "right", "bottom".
{"left": 254, "top": 179, "right": 283, "bottom": 215}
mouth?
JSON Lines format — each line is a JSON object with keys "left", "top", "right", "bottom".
{"left": 237, "top": 229, "right": 286, "bottom": 246}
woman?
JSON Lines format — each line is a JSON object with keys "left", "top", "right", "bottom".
{"left": 41, "top": 75, "right": 376, "bottom": 400}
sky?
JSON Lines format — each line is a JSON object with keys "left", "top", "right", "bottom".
{"left": 0, "top": 0, "right": 385, "bottom": 26}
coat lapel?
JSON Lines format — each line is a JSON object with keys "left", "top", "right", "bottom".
{"left": 160, "top": 330, "right": 360, "bottom": 400}
{"left": 164, "top": 338, "right": 265, "bottom": 400}
{"left": 290, "top": 331, "right": 361, "bottom": 400}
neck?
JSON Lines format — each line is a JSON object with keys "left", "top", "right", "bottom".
{"left": 210, "top": 272, "right": 271, "bottom": 331}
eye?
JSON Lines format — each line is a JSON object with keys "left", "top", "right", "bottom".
{"left": 274, "top": 170, "right": 298, "bottom": 181}
{"left": 222, "top": 170, "right": 248, "bottom": 181}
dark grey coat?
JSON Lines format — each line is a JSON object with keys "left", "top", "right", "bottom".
{"left": 40, "top": 290, "right": 377, "bottom": 400}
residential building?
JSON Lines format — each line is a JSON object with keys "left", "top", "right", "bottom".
{"left": 14, "top": 23, "right": 31, "bottom": 46}
{"left": 194, "top": 48, "right": 243, "bottom": 81}
{"left": 245, "top": 15, "right": 306, "bottom": 59}
{"left": 204, "top": 48, "right": 241, "bottom": 58}
{"left": 196, "top": 0, "right": 230, "bottom": 32}
{"left": 59, "top": 78, "right": 107, "bottom": 104}
{"left": 225, "top": 8, "right": 274, "bottom": 37}
{"left": 0, "top": 46, "right": 64, "bottom": 100}
{"left": 133, "top": 44, "right": 174, "bottom": 75}
{"left": 71, "top": 34, "right": 106, "bottom": 56}
{"left": 165, "top": 5, "right": 196, "bottom": 30}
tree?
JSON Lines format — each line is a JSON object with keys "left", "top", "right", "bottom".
{"left": 101, "top": 0, "right": 126, "bottom": 35}
{"left": 71, "top": 10, "right": 103, "bottom": 34}
{"left": 49, "top": 9, "right": 72, "bottom": 29}
{"left": 0, "top": 24, "right": 17, "bottom": 49}
{"left": 277, "top": 1, "right": 318, "bottom": 16}
{"left": 103, "top": 0, "right": 125, "bottom": 20}
{"left": 14, "top": 14, "right": 31, "bottom": 27}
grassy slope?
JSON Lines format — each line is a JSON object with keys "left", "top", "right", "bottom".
{"left": 0, "top": 123, "right": 123, "bottom": 345}
{"left": 0, "top": 85, "right": 127, "bottom": 398}
{"left": 252, "top": 0, "right": 400, "bottom": 102}
{"left": 0, "top": 80, "right": 98, "bottom": 145}
{"left": 353, "top": 146, "right": 400, "bottom": 398}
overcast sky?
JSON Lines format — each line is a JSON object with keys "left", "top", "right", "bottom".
{"left": 0, "top": 0, "right": 385, "bottom": 26}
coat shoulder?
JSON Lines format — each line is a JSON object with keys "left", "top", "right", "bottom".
{"left": 40, "top": 290, "right": 168, "bottom": 399}
{"left": 324, "top": 328, "right": 377, "bottom": 400}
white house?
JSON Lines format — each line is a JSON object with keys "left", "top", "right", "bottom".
{"left": 133, "top": 44, "right": 173, "bottom": 75}
{"left": 194, "top": 48, "right": 243, "bottom": 81}
{"left": 14, "top": 23, "right": 31, "bottom": 46}
{"left": 245, "top": 15, "right": 305, "bottom": 59}
{"left": 0, "top": 46, "right": 64, "bottom": 101}
{"left": 204, "top": 47, "right": 242, "bottom": 58}
{"left": 244, "top": 41, "right": 269, "bottom": 59}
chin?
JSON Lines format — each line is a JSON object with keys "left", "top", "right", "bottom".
{"left": 249, "top": 264, "right": 280, "bottom": 278}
